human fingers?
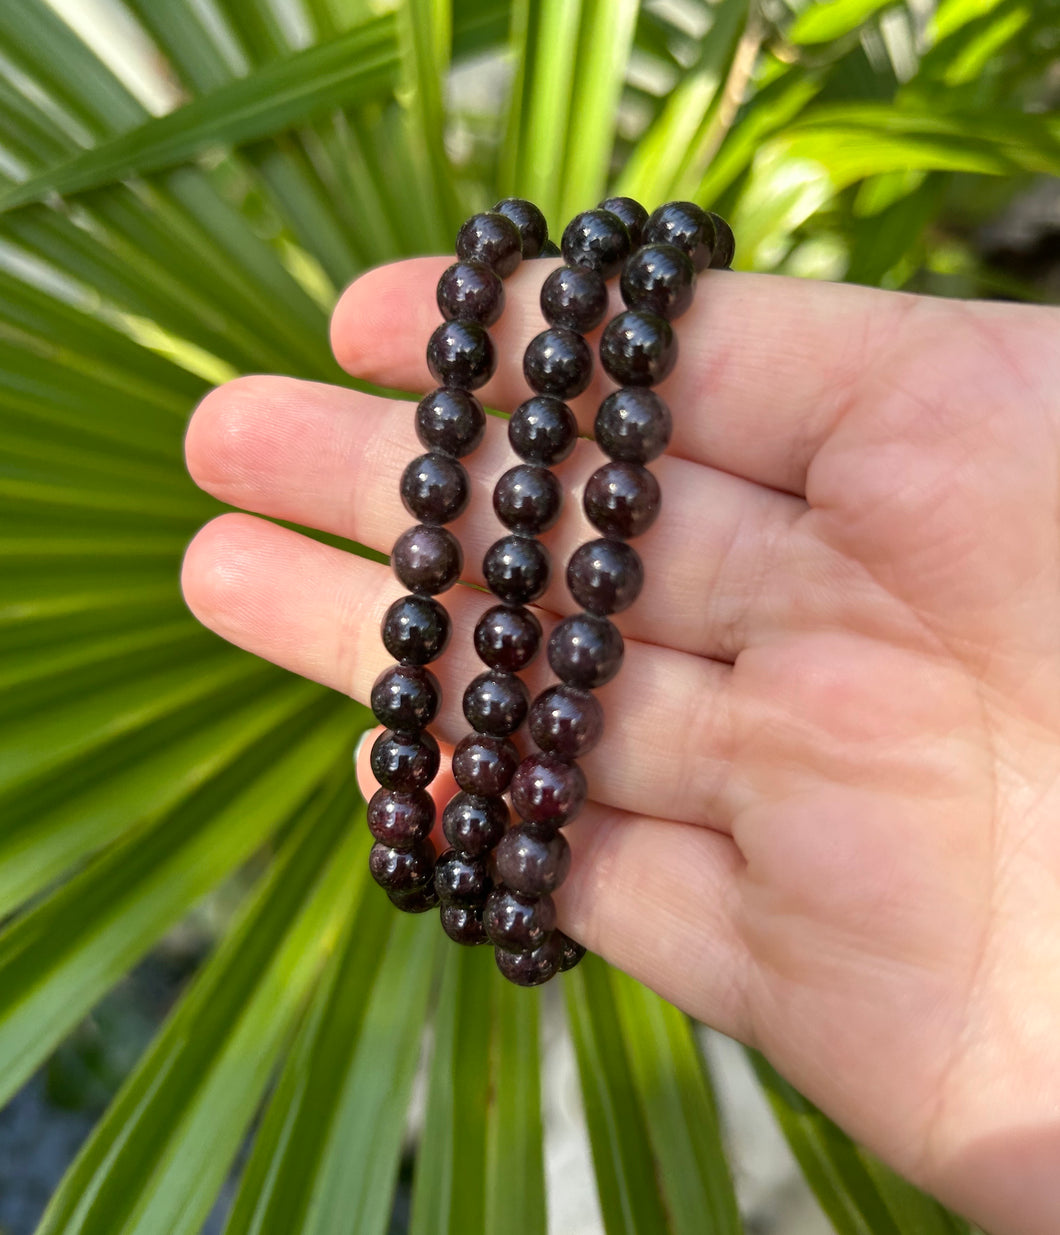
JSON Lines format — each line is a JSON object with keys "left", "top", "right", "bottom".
{"left": 185, "top": 374, "right": 811, "bottom": 662}
{"left": 330, "top": 255, "right": 915, "bottom": 496}
{"left": 180, "top": 513, "right": 740, "bottom": 830}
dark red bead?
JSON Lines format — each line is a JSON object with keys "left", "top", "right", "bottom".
{"left": 583, "top": 461, "right": 661, "bottom": 540}
{"left": 369, "top": 838, "right": 435, "bottom": 894}
{"left": 370, "top": 728, "right": 440, "bottom": 791}
{"left": 440, "top": 903, "right": 489, "bottom": 945}
{"left": 462, "top": 670, "right": 530, "bottom": 737}
{"left": 598, "top": 196, "right": 648, "bottom": 247}
{"left": 437, "top": 259, "right": 504, "bottom": 326}
{"left": 493, "top": 197, "right": 549, "bottom": 258}
{"left": 473, "top": 603, "right": 542, "bottom": 671}
{"left": 495, "top": 932, "right": 564, "bottom": 986}
{"left": 707, "top": 211, "right": 735, "bottom": 269}
{"left": 547, "top": 614, "right": 624, "bottom": 689}
{"left": 370, "top": 663, "right": 441, "bottom": 733}
{"left": 483, "top": 534, "right": 551, "bottom": 605}
{"left": 392, "top": 524, "right": 462, "bottom": 595}
{"left": 594, "top": 388, "right": 672, "bottom": 463}
{"left": 560, "top": 209, "right": 632, "bottom": 279}
{"left": 426, "top": 319, "right": 496, "bottom": 390}
{"left": 599, "top": 309, "right": 676, "bottom": 388}
{"left": 540, "top": 264, "right": 609, "bottom": 332}
{"left": 415, "top": 388, "right": 486, "bottom": 458}
{"left": 620, "top": 243, "right": 696, "bottom": 321}
{"left": 435, "top": 848, "right": 492, "bottom": 907}
{"left": 442, "top": 791, "right": 510, "bottom": 857}
{"left": 483, "top": 887, "right": 557, "bottom": 952}
{"left": 400, "top": 452, "right": 469, "bottom": 525}
{"left": 511, "top": 752, "right": 587, "bottom": 828}
{"left": 456, "top": 211, "right": 523, "bottom": 276}
{"left": 528, "top": 684, "right": 604, "bottom": 759}
{"left": 523, "top": 327, "right": 593, "bottom": 399}
{"left": 508, "top": 395, "right": 578, "bottom": 465}
{"left": 558, "top": 933, "right": 587, "bottom": 971}
{"left": 367, "top": 788, "right": 435, "bottom": 849}
{"left": 642, "top": 200, "right": 715, "bottom": 271}
{"left": 452, "top": 733, "right": 520, "bottom": 795}
{"left": 495, "top": 825, "right": 572, "bottom": 896}
{"left": 381, "top": 594, "right": 451, "bottom": 665}
{"left": 388, "top": 882, "right": 440, "bottom": 914}
{"left": 493, "top": 464, "right": 563, "bottom": 535}
{"left": 566, "top": 538, "right": 644, "bottom": 614}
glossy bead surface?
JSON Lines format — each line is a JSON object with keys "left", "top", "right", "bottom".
{"left": 388, "top": 882, "right": 440, "bottom": 914}
{"left": 415, "top": 388, "right": 486, "bottom": 458}
{"left": 367, "top": 787, "right": 435, "bottom": 849}
{"left": 381, "top": 593, "right": 451, "bottom": 665}
{"left": 483, "top": 534, "right": 551, "bottom": 605}
{"left": 547, "top": 614, "right": 624, "bottom": 689}
{"left": 598, "top": 196, "right": 648, "bottom": 247}
{"left": 523, "top": 327, "right": 593, "bottom": 398}
{"left": 707, "top": 211, "right": 735, "bottom": 269}
{"left": 560, "top": 208, "right": 632, "bottom": 279}
{"left": 442, "top": 791, "right": 509, "bottom": 857}
{"left": 483, "top": 887, "right": 557, "bottom": 953}
{"left": 642, "top": 200, "right": 716, "bottom": 270}
{"left": 392, "top": 524, "right": 462, "bottom": 595}
{"left": 370, "top": 663, "right": 441, "bottom": 733}
{"left": 539, "top": 238, "right": 561, "bottom": 257}
{"left": 473, "top": 604, "right": 542, "bottom": 671}
{"left": 400, "top": 452, "right": 469, "bottom": 524}
{"left": 462, "top": 669, "right": 530, "bottom": 737}
{"left": 440, "top": 903, "right": 488, "bottom": 945}
{"left": 567, "top": 538, "right": 644, "bottom": 614}
{"left": 558, "top": 933, "right": 587, "bottom": 971}
{"left": 495, "top": 932, "right": 564, "bottom": 986}
{"left": 437, "top": 259, "right": 504, "bottom": 326}
{"left": 508, "top": 395, "right": 578, "bottom": 465}
{"left": 510, "top": 753, "right": 587, "bottom": 828}
{"left": 426, "top": 319, "right": 496, "bottom": 390}
{"left": 370, "top": 728, "right": 440, "bottom": 791}
{"left": 435, "top": 848, "right": 492, "bottom": 907}
{"left": 584, "top": 461, "right": 661, "bottom": 540}
{"left": 540, "top": 265, "right": 608, "bottom": 332}
{"left": 620, "top": 243, "right": 695, "bottom": 321}
{"left": 452, "top": 733, "right": 519, "bottom": 796}
{"left": 599, "top": 309, "right": 676, "bottom": 388}
{"left": 495, "top": 825, "right": 572, "bottom": 896}
{"left": 369, "top": 838, "right": 435, "bottom": 894}
{"left": 493, "top": 197, "right": 548, "bottom": 258}
{"left": 594, "top": 388, "right": 672, "bottom": 463}
{"left": 528, "top": 684, "right": 604, "bottom": 759}
{"left": 455, "top": 211, "right": 523, "bottom": 276}
{"left": 493, "top": 464, "right": 562, "bottom": 535}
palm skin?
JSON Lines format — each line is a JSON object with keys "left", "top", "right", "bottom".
{"left": 182, "top": 258, "right": 1060, "bottom": 1235}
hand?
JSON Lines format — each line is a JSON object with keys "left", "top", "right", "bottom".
{"left": 182, "top": 257, "right": 1060, "bottom": 1235}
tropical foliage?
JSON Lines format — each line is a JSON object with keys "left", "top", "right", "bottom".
{"left": 1, "top": 0, "right": 1054, "bottom": 1230}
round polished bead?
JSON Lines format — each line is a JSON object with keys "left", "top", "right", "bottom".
{"left": 456, "top": 211, "right": 523, "bottom": 276}
{"left": 594, "top": 388, "right": 672, "bottom": 463}
{"left": 528, "top": 684, "right": 604, "bottom": 759}
{"left": 510, "top": 753, "right": 587, "bottom": 829}
{"left": 508, "top": 395, "right": 578, "bottom": 465}
{"left": 473, "top": 603, "right": 542, "bottom": 671}
{"left": 400, "top": 452, "right": 469, "bottom": 524}
{"left": 442, "top": 791, "right": 509, "bottom": 857}
{"left": 495, "top": 825, "right": 572, "bottom": 896}
{"left": 493, "top": 464, "right": 562, "bottom": 535}
{"left": 493, "top": 197, "right": 549, "bottom": 258}
{"left": 440, "top": 903, "right": 488, "bottom": 945}
{"left": 495, "top": 932, "right": 564, "bottom": 985}
{"left": 584, "top": 462, "right": 661, "bottom": 540}
{"left": 462, "top": 669, "right": 530, "bottom": 737}
{"left": 620, "top": 243, "right": 696, "bottom": 321}
{"left": 369, "top": 838, "right": 435, "bottom": 894}
{"left": 388, "top": 882, "right": 440, "bottom": 914}
{"left": 483, "top": 887, "right": 557, "bottom": 953}
{"left": 547, "top": 614, "right": 624, "bottom": 689}
{"left": 367, "top": 788, "right": 435, "bottom": 849}
{"left": 435, "top": 848, "right": 492, "bottom": 907}
{"left": 567, "top": 538, "right": 644, "bottom": 614}
{"left": 523, "top": 327, "right": 593, "bottom": 398}
{"left": 381, "top": 594, "right": 450, "bottom": 665}
{"left": 538, "top": 238, "right": 562, "bottom": 257}
{"left": 452, "top": 734, "right": 520, "bottom": 796}
{"left": 483, "top": 534, "right": 551, "bottom": 605}
{"left": 392, "top": 524, "right": 462, "bottom": 595}
{"left": 540, "top": 264, "right": 608, "bottom": 332}
{"left": 598, "top": 196, "right": 649, "bottom": 247}
{"left": 415, "top": 388, "right": 486, "bottom": 458}
{"left": 707, "top": 211, "right": 735, "bottom": 269}
{"left": 436, "top": 259, "right": 504, "bottom": 326}
{"left": 599, "top": 309, "right": 676, "bottom": 388}
{"left": 426, "top": 319, "right": 496, "bottom": 390}
{"left": 561, "top": 208, "right": 632, "bottom": 279}
{"left": 642, "top": 200, "right": 716, "bottom": 271}
{"left": 370, "top": 728, "right": 441, "bottom": 791}
{"left": 558, "top": 933, "right": 587, "bottom": 971}
{"left": 370, "top": 663, "right": 441, "bottom": 733}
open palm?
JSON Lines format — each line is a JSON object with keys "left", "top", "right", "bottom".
{"left": 183, "top": 258, "right": 1060, "bottom": 1235}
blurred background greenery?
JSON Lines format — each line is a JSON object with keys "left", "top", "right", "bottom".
{"left": 0, "top": 0, "right": 1056, "bottom": 1232}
